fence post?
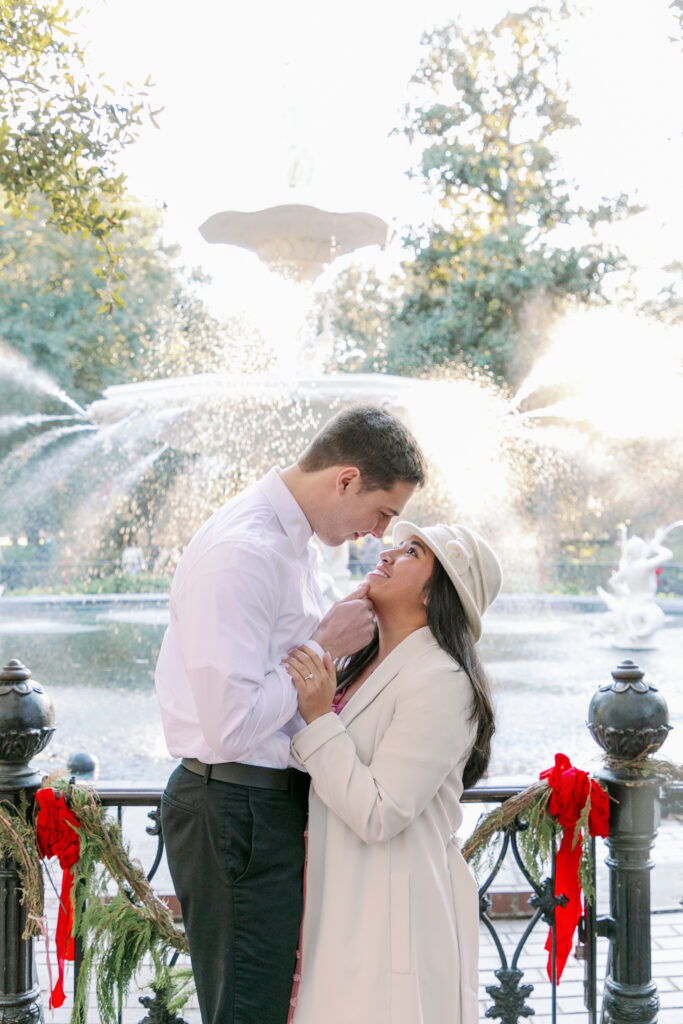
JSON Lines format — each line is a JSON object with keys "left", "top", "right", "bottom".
{"left": 587, "top": 658, "right": 672, "bottom": 1024}
{"left": 0, "top": 659, "right": 56, "bottom": 1023}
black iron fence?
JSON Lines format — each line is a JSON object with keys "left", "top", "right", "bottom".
{"left": 65, "top": 784, "right": 594, "bottom": 1024}
{"left": 549, "top": 562, "right": 683, "bottom": 596}
{"left": 3, "top": 556, "right": 683, "bottom": 597}
{"left": 0, "top": 655, "right": 677, "bottom": 1023}
{"left": 70, "top": 779, "right": 681, "bottom": 1024}
{"left": 0, "top": 557, "right": 171, "bottom": 592}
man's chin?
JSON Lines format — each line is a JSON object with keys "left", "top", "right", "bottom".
{"left": 316, "top": 529, "right": 364, "bottom": 547}
{"left": 339, "top": 533, "right": 362, "bottom": 546}
{"left": 317, "top": 533, "right": 349, "bottom": 548}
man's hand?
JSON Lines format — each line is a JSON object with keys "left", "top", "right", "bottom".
{"left": 312, "top": 583, "right": 375, "bottom": 660}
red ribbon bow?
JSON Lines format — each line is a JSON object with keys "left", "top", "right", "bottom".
{"left": 539, "top": 753, "right": 609, "bottom": 981}
{"left": 35, "top": 788, "right": 81, "bottom": 1009}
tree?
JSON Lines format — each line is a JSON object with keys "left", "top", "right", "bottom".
{"left": 322, "top": 265, "right": 396, "bottom": 372}
{"left": 0, "top": 0, "right": 160, "bottom": 305}
{"left": 327, "top": 7, "right": 633, "bottom": 386}
{"left": 641, "top": 3, "right": 683, "bottom": 325}
{"left": 671, "top": 0, "right": 683, "bottom": 43}
{"left": 641, "top": 262, "right": 683, "bottom": 326}
{"left": 0, "top": 192, "right": 267, "bottom": 403}
{"left": 0, "top": 193, "right": 173, "bottom": 401}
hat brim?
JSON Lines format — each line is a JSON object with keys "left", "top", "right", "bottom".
{"left": 393, "top": 521, "right": 483, "bottom": 641}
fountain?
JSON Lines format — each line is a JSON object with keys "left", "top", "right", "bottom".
{"left": 1, "top": 304, "right": 682, "bottom": 595}
{"left": 0, "top": 195, "right": 682, "bottom": 783}
{"left": 198, "top": 203, "right": 389, "bottom": 284}
{"left": 197, "top": 200, "right": 390, "bottom": 380}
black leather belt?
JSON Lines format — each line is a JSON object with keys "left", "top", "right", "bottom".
{"left": 181, "top": 757, "right": 294, "bottom": 791}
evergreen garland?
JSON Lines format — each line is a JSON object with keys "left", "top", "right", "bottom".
{"left": 463, "top": 777, "right": 599, "bottom": 895}
{"left": 0, "top": 791, "right": 44, "bottom": 937}
{"left": 463, "top": 758, "right": 683, "bottom": 905}
{"left": 62, "top": 781, "right": 189, "bottom": 1024}
{"left": 462, "top": 779, "right": 568, "bottom": 887}
{"left": 0, "top": 779, "right": 191, "bottom": 1023}
{"left": 604, "top": 754, "right": 683, "bottom": 783}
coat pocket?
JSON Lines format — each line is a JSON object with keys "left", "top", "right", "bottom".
{"left": 390, "top": 872, "right": 411, "bottom": 974}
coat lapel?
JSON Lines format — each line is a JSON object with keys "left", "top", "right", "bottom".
{"left": 339, "top": 626, "right": 434, "bottom": 727}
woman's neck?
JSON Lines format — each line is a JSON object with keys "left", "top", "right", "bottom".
{"left": 339, "top": 612, "right": 427, "bottom": 703}
{"left": 375, "top": 608, "right": 427, "bottom": 663}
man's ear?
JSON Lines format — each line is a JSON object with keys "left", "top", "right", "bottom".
{"left": 336, "top": 466, "right": 361, "bottom": 495}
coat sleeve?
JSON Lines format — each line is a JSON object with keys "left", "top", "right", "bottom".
{"left": 291, "top": 663, "right": 475, "bottom": 844}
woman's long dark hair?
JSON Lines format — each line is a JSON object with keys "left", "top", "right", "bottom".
{"left": 337, "top": 557, "right": 495, "bottom": 789}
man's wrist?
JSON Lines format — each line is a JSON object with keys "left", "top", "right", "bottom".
{"left": 306, "top": 637, "right": 325, "bottom": 660}
{"left": 311, "top": 629, "right": 340, "bottom": 660}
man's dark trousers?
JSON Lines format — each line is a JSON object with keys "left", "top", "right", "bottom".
{"left": 162, "top": 763, "right": 309, "bottom": 1024}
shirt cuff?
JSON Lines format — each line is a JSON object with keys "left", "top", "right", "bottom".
{"left": 269, "top": 663, "right": 300, "bottom": 723}
{"left": 305, "top": 637, "right": 325, "bottom": 660}
{"left": 292, "top": 712, "right": 345, "bottom": 763}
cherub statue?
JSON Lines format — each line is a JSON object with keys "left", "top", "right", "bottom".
{"left": 597, "top": 524, "right": 673, "bottom": 649}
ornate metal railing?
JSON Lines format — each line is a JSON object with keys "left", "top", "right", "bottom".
{"left": 75, "top": 784, "right": 596, "bottom": 1024}
{"left": 58, "top": 781, "right": 683, "bottom": 1024}
{"left": 461, "top": 787, "right": 597, "bottom": 1024}
{"left": 0, "top": 654, "right": 676, "bottom": 1023}
{"left": 73, "top": 789, "right": 182, "bottom": 1024}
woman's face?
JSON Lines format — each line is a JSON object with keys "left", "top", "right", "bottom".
{"left": 366, "top": 535, "right": 435, "bottom": 613}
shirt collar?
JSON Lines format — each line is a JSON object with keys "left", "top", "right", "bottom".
{"left": 258, "top": 467, "right": 314, "bottom": 557}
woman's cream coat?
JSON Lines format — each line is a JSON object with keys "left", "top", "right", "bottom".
{"left": 291, "top": 626, "right": 479, "bottom": 1024}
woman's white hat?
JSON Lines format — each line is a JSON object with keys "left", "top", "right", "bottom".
{"left": 393, "top": 521, "right": 502, "bottom": 642}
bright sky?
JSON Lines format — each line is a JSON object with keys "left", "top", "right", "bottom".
{"left": 74, "top": 0, "right": 683, "bottom": 322}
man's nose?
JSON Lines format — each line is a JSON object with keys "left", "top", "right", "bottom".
{"left": 370, "top": 515, "right": 392, "bottom": 539}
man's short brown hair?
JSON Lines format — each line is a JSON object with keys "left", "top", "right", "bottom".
{"left": 298, "top": 405, "right": 426, "bottom": 491}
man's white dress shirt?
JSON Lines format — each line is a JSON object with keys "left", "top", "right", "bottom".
{"left": 155, "top": 468, "right": 326, "bottom": 769}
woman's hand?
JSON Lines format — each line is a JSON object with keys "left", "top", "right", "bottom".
{"left": 284, "top": 645, "right": 336, "bottom": 724}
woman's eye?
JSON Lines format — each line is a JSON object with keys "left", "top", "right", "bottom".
{"left": 407, "top": 545, "right": 417, "bottom": 556}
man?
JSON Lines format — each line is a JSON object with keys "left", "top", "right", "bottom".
{"left": 155, "top": 405, "right": 426, "bottom": 1024}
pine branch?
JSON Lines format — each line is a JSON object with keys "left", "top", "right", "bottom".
{"left": 0, "top": 797, "right": 44, "bottom": 937}
{"left": 603, "top": 755, "right": 683, "bottom": 782}
{"left": 462, "top": 779, "right": 550, "bottom": 862}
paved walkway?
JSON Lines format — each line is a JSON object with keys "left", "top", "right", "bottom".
{"left": 34, "top": 908, "right": 683, "bottom": 1023}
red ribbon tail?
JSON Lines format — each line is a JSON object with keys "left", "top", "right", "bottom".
{"left": 50, "top": 978, "right": 66, "bottom": 1012}
{"left": 51, "top": 866, "right": 75, "bottom": 1008}
{"left": 545, "top": 828, "right": 583, "bottom": 982}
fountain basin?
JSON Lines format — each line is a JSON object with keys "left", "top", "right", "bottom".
{"left": 0, "top": 594, "right": 680, "bottom": 787}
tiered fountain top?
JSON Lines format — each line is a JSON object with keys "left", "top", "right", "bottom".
{"left": 198, "top": 204, "right": 389, "bottom": 282}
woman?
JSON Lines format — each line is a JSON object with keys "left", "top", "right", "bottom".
{"left": 284, "top": 522, "right": 502, "bottom": 1024}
